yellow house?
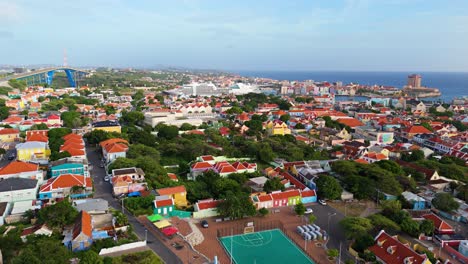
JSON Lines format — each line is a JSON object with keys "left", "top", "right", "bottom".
{"left": 0, "top": 128, "right": 20, "bottom": 143}
{"left": 265, "top": 120, "right": 291, "bottom": 135}
{"left": 156, "top": 185, "right": 188, "bottom": 207}
{"left": 16, "top": 141, "right": 51, "bottom": 161}
{"left": 92, "top": 120, "right": 121, "bottom": 133}
{"left": 336, "top": 128, "right": 352, "bottom": 140}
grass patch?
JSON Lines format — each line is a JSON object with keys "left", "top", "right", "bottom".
{"left": 109, "top": 250, "right": 163, "bottom": 264}
{"left": 328, "top": 201, "right": 371, "bottom": 217}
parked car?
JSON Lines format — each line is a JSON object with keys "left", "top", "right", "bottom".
{"left": 201, "top": 220, "right": 209, "bottom": 228}
{"left": 104, "top": 176, "right": 110, "bottom": 182}
{"left": 99, "top": 163, "right": 104, "bottom": 168}
{"left": 7, "top": 154, "right": 15, "bottom": 160}
{"left": 305, "top": 208, "right": 313, "bottom": 214}
{"left": 318, "top": 199, "right": 327, "bottom": 206}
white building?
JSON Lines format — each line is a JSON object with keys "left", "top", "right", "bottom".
{"left": 0, "top": 178, "right": 39, "bottom": 203}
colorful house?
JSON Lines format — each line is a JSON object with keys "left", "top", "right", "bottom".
{"left": 156, "top": 185, "right": 188, "bottom": 207}
{"left": 401, "top": 191, "right": 426, "bottom": 210}
{"left": 92, "top": 120, "right": 121, "bottom": 133}
{"left": 39, "top": 174, "right": 93, "bottom": 200}
{"left": 16, "top": 141, "right": 51, "bottom": 162}
{"left": 153, "top": 196, "right": 175, "bottom": 216}
{"left": 285, "top": 189, "right": 302, "bottom": 206}
{"left": 252, "top": 194, "right": 274, "bottom": 209}
{"left": 50, "top": 163, "right": 86, "bottom": 178}
{"left": 193, "top": 199, "right": 220, "bottom": 219}
{"left": 0, "top": 128, "right": 20, "bottom": 143}
{"left": 264, "top": 120, "right": 291, "bottom": 135}
{"left": 63, "top": 211, "right": 93, "bottom": 252}
{"left": 271, "top": 191, "right": 289, "bottom": 207}
{"left": 369, "top": 230, "right": 431, "bottom": 264}
{"left": 0, "top": 160, "right": 44, "bottom": 183}
{"left": 300, "top": 189, "right": 317, "bottom": 204}
{"left": 422, "top": 214, "right": 454, "bottom": 235}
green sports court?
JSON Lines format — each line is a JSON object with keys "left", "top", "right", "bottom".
{"left": 219, "top": 229, "right": 315, "bottom": 264}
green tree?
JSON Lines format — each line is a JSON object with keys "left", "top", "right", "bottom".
{"left": 421, "top": 122, "right": 433, "bottom": 132}
{"left": 294, "top": 123, "right": 305, "bottom": 129}
{"left": 353, "top": 234, "right": 375, "bottom": 253}
{"left": 80, "top": 250, "right": 103, "bottom": 264}
{"left": 179, "top": 123, "right": 195, "bottom": 131}
{"left": 226, "top": 106, "right": 243, "bottom": 115}
{"left": 340, "top": 217, "right": 373, "bottom": 239}
{"left": 367, "top": 214, "right": 400, "bottom": 233}
{"left": 419, "top": 219, "right": 435, "bottom": 236}
{"left": 258, "top": 143, "right": 275, "bottom": 163}
{"left": 401, "top": 218, "right": 420, "bottom": 237}
{"left": 14, "top": 236, "right": 72, "bottom": 264}
{"left": 380, "top": 200, "right": 402, "bottom": 218}
{"left": 157, "top": 125, "right": 179, "bottom": 140}
{"left": 258, "top": 207, "right": 269, "bottom": 217}
{"left": 263, "top": 177, "right": 285, "bottom": 193}
{"left": 327, "top": 249, "right": 339, "bottom": 258}
{"left": 30, "top": 123, "right": 49, "bottom": 130}
{"left": 38, "top": 200, "right": 78, "bottom": 228}
{"left": 127, "top": 144, "right": 160, "bottom": 161}
{"left": 61, "top": 111, "right": 82, "bottom": 128}
{"left": 402, "top": 150, "right": 425, "bottom": 162}
{"left": 0, "top": 106, "right": 11, "bottom": 120}
{"left": 316, "top": 175, "right": 343, "bottom": 200}
{"left": 294, "top": 202, "right": 306, "bottom": 216}
{"left": 245, "top": 119, "right": 263, "bottom": 132}
{"left": 432, "top": 192, "right": 459, "bottom": 212}
{"left": 280, "top": 114, "right": 290, "bottom": 122}
{"left": 308, "top": 214, "right": 317, "bottom": 224}
{"left": 120, "top": 111, "right": 144, "bottom": 125}
{"left": 217, "top": 191, "right": 256, "bottom": 220}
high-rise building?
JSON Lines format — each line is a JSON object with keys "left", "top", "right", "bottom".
{"left": 407, "top": 74, "right": 422, "bottom": 88}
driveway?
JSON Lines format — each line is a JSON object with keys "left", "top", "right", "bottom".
{"left": 86, "top": 146, "right": 183, "bottom": 264}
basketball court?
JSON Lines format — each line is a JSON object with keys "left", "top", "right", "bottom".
{"left": 219, "top": 229, "right": 315, "bottom": 264}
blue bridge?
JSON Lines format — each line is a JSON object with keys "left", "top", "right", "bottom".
{"left": 4, "top": 67, "right": 90, "bottom": 87}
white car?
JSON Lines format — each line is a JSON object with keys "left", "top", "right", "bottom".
{"left": 318, "top": 199, "right": 327, "bottom": 206}
{"left": 104, "top": 176, "right": 110, "bottom": 182}
{"left": 305, "top": 208, "right": 313, "bottom": 214}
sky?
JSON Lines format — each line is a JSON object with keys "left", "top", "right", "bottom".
{"left": 1, "top": 0, "right": 468, "bottom": 71}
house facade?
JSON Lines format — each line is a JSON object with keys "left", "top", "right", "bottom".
{"left": 39, "top": 174, "right": 93, "bottom": 200}
{"left": 156, "top": 185, "right": 188, "bottom": 207}
{"left": 153, "top": 196, "right": 175, "bottom": 216}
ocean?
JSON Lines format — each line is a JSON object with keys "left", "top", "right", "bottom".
{"left": 236, "top": 71, "right": 468, "bottom": 102}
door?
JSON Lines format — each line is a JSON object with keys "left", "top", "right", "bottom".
{"left": 163, "top": 207, "right": 167, "bottom": 215}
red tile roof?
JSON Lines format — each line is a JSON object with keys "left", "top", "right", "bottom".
{"left": 200, "top": 155, "right": 215, "bottom": 161}
{"left": 191, "top": 162, "right": 213, "bottom": 170}
{"left": 0, "top": 161, "right": 39, "bottom": 175}
{"left": 405, "top": 125, "right": 432, "bottom": 134}
{"left": 0, "top": 128, "right": 19, "bottom": 135}
{"left": 155, "top": 198, "right": 174, "bottom": 208}
{"left": 40, "top": 174, "right": 92, "bottom": 192}
{"left": 26, "top": 133, "right": 49, "bottom": 142}
{"left": 104, "top": 143, "right": 128, "bottom": 153}
{"left": 99, "top": 138, "right": 128, "bottom": 148}
{"left": 422, "top": 214, "right": 454, "bottom": 233}
{"left": 369, "top": 230, "right": 428, "bottom": 264}
{"left": 300, "top": 189, "right": 316, "bottom": 198}
{"left": 336, "top": 118, "right": 364, "bottom": 128}
{"left": 72, "top": 211, "right": 92, "bottom": 239}
{"left": 157, "top": 185, "right": 186, "bottom": 196}
{"left": 196, "top": 199, "right": 219, "bottom": 210}
{"left": 257, "top": 194, "right": 273, "bottom": 202}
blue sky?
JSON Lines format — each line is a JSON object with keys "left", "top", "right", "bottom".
{"left": 1, "top": 0, "right": 467, "bottom": 71}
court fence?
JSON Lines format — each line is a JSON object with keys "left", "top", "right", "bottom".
{"left": 216, "top": 219, "right": 317, "bottom": 262}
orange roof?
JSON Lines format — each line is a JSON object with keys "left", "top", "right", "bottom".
{"left": 63, "top": 133, "right": 82, "bottom": 140}
{"left": 0, "top": 128, "right": 19, "bottom": 135}
{"left": 191, "top": 162, "right": 213, "bottom": 170}
{"left": 157, "top": 185, "right": 186, "bottom": 196}
{"left": 167, "top": 173, "right": 178, "bottom": 181}
{"left": 26, "top": 133, "right": 48, "bottom": 142}
{"left": 422, "top": 214, "right": 454, "bottom": 232}
{"left": 0, "top": 161, "right": 39, "bottom": 175}
{"left": 72, "top": 211, "right": 92, "bottom": 239}
{"left": 354, "top": 158, "right": 369, "bottom": 164}
{"left": 336, "top": 118, "right": 364, "bottom": 128}
{"left": 40, "top": 174, "right": 92, "bottom": 192}
{"left": 63, "top": 148, "right": 85, "bottom": 156}
{"left": 369, "top": 231, "right": 428, "bottom": 264}
{"left": 104, "top": 143, "right": 128, "bottom": 153}
{"left": 100, "top": 138, "right": 128, "bottom": 148}
{"left": 60, "top": 143, "right": 84, "bottom": 151}
{"left": 405, "top": 125, "right": 432, "bottom": 134}
{"left": 155, "top": 198, "right": 174, "bottom": 208}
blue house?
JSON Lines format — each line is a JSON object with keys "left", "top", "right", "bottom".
{"left": 50, "top": 162, "right": 86, "bottom": 178}
{"left": 401, "top": 191, "right": 426, "bottom": 210}
{"left": 300, "top": 189, "right": 317, "bottom": 204}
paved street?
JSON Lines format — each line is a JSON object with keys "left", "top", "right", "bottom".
{"left": 86, "top": 146, "right": 183, "bottom": 264}
{"left": 0, "top": 148, "right": 16, "bottom": 167}
{"left": 307, "top": 203, "right": 355, "bottom": 262}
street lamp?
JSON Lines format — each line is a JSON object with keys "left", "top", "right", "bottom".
{"left": 327, "top": 212, "right": 337, "bottom": 233}
{"left": 145, "top": 229, "right": 147, "bottom": 242}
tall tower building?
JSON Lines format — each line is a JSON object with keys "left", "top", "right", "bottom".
{"left": 407, "top": 74, "right": 421, "bottom": 88}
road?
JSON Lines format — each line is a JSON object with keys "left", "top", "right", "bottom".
{"left": 307, "top": 203, "right": 355, "bottom": 262}
{"left": 0, "top": 148, "right": 17, "bottom": 167}
{"left": 86, "top": 146, "right": 183, "bottom": 264}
